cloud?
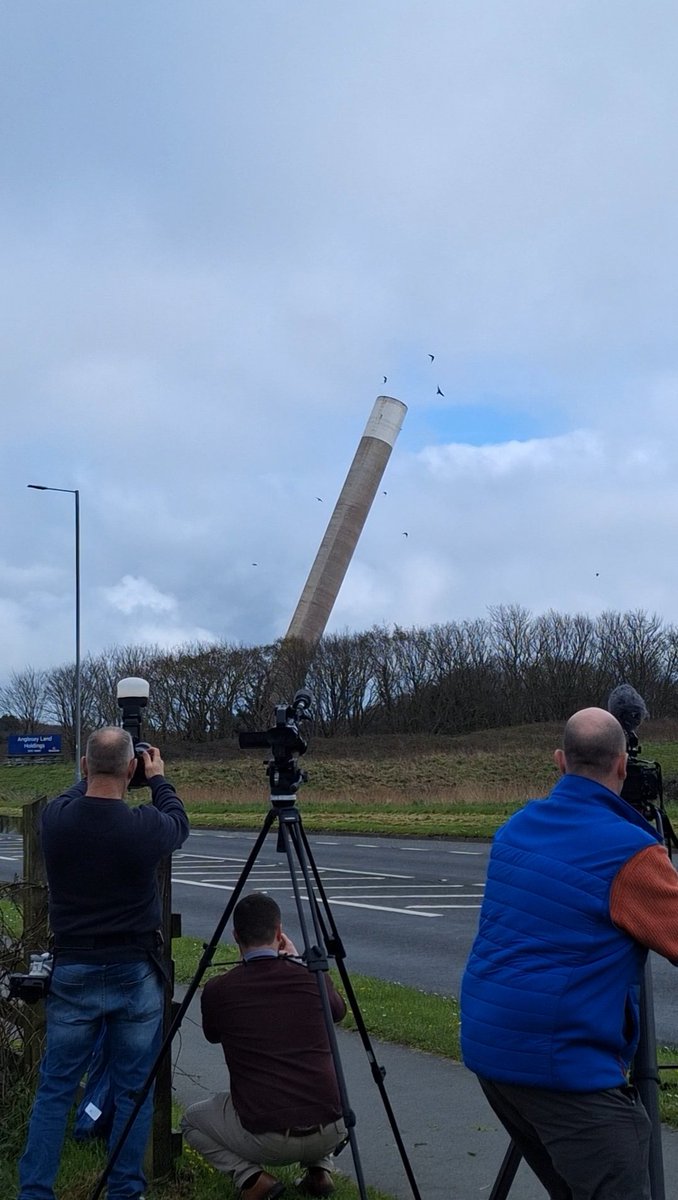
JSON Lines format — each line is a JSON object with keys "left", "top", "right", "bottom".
{"left": 96, "top": 576, "right": 218, "bottom": 652}
{"left": 103, "top": 576, "right": 177, "bottom": 617}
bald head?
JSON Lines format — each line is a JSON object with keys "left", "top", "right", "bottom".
{"left": 85, "top": 727, "right": 135, "bottom": 780}
{"left": 556, "top": 707, "right": 627, "bottom": 790}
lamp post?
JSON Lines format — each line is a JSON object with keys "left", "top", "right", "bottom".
{"left": 27, "top": 484, "right": 81, "bottom": 781}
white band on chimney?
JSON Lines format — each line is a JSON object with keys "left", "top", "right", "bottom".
{"left": 363, "top": 396, "right": 408, "bottom": 446}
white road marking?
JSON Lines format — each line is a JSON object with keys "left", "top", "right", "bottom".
{"left": 171, "top": 878, "right": 461, "bottom": 917}
{"left": 446, "top": 849, "right": 483, "bottom": 855}
{"left": 0, "top": 855, "right": 19, "bottom": 861}
{"left": 329, "top": 900, "right": 441, "bottom": 918}
{"left": 397, "top": 847, "right": 429, "bottom": 852}
{"left": 176, "top": 852, "right": 254, "bottom": 862}
{"left": 354, "top": 843, "right": 378, "bottom": 848}
{"left": 247, "top": 883, "right": 464, "bottom": 890}
{"left": 313, "top": 840, "right": 339, "bottom": 845}
{"left": 173, "top": 879, "right": 245, "bottom": 891}
{"left": 319, "top": 866, "right": 413, "bottom": 878}
{"left": 332, "top": 893, "right": 482, "bottom": 900}
{"left": 172, "top": 863, "right": 415, "bottom": 881}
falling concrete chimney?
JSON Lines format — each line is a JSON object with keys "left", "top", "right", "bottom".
{"left": 286, "top": 395, "right": 407, "bottom": 646}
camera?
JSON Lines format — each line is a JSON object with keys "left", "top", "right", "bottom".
{"left": 607, "top": 683, "right": 677, "bottom": 855}
{"left": 607, "top": 684, "right": 663, "bottom": 818}
{"left": 117, "top": 677, "right": 151, "bottom": 790}
{"left": 9, "top": 952, "right": 53, "bottom": 1003}
{"left": 239, "top": 690, "right": 313, "bottom": 802}
{"left": 621, "top": 730, "right": 663, "bottom": 814}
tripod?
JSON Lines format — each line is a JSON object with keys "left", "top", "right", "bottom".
{"left": 90, "top": 790, "right": 423, "bottom": 1200}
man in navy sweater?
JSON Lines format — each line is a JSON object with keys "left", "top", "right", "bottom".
{"left": 17, "top": 726, "right": 189, "bottom": 1200}
{"left": 460, "top": 707, "right": 678, "bottom": 1200}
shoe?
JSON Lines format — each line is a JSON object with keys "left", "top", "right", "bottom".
{"left": 296, "top": 1167, "right": 335, "bottom": 1197}
{"left": 241, "top": 1170, "right": 285, "bottom": 1200}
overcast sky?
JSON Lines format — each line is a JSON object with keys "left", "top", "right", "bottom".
{"left": 3, "top": 1, "right": 678, "bottom": 678}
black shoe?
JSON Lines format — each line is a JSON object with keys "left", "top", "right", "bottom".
{"left": 241, "top": 1170, "right": 285, "bottom": 1200}
{"left": 296, "top": 1167, "right": 335, "bottom": 1197}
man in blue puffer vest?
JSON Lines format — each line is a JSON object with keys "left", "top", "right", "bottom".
{"left": 460, "top": 707, "right": 678, "bottom": 1200}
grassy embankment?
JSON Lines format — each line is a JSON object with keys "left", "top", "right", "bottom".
{"left": 3, "top": 719, "right": 678, "bottom": 837}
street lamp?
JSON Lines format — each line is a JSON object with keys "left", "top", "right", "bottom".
{"left": 27, "top": 484, "right": 81, "bottom": 782}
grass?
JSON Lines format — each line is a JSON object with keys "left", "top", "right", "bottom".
{"left": 0, "top": 1110, "right": 391, "bottom": 1200}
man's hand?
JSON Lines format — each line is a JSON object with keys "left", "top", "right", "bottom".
{"left": 141, "top": 746, "right": 165, "bottom": 779}
{"left": 278, "top": 931, "right": 300, "bottom": 957}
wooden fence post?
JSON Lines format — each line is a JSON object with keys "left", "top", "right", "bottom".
{"left": 21, "top": 796, "right": 49, "bottom": 1075}
{"left": 149, "top": 856, "right": 183, "bottom": 1179}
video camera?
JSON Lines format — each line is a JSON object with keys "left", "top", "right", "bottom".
{"left": 607, "top": 683, "right": 676, "bottom": 855}
{"left": 607, "top": 684, "right": 663, "bottom": 813}
{"left": 117, "top": 676, "right": 152, "bottom": 790}
{"left": 238, "top": 689, "right": 313, "bottom": 803}
{"left": 9, "top": 952, "right": 53, "bottom": 1004}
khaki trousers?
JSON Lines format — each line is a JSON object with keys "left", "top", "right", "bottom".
{"left": 181, "top": 1092, "right": 346, "bottom": 1190}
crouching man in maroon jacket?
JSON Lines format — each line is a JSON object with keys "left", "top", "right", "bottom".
{"left": 181, "top": 893, "right": 347, "bottom": 1200}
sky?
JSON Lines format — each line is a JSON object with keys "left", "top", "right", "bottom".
{"left": 3, "top": 1, "right": 678, "bottom": 679}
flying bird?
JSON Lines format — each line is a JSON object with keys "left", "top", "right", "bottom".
{"left": 428, "top": 354, "right": 435, "bottom": 362}
{"left": 252, "top": 562, "right": 258, "bottom": 567}
{"left": 383, "top": 375, "right": 387, "bottom": 383}
{"left": 316, "top": 496, "right": 323, "bottom": 502}
{"left": 436, "top": 386, "right": 444, "bottom": 396}
{"left": 402, "top": 531, "right": 408, "bottom": 538}
{"left": 382, "top": 490, "right": 387, "bottom": 495}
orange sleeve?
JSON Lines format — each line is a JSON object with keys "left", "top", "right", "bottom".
{"left": 610, "top": 843, "right": 678, "bottom": 962}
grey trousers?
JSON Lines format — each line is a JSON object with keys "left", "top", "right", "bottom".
{"left": 478, "top": 1077, "right": 652, "bottom": 1200}
{"left": 181, "top": 1092, "right": 346, "bottom": 1190}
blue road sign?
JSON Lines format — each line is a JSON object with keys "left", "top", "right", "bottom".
{"left": 7, "top": 734, "right": 62, "bottom": 756}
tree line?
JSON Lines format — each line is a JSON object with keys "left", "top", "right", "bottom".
{"left": 2, "top": 606, "right": 678, "bottom": 756}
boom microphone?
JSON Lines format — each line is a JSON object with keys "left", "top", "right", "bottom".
{"left": 607, "top": 683, "right": 650, "bottom": 735}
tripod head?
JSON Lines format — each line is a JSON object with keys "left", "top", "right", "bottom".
{"left": 238, "top": 689, "right": 312, "bottom": 805}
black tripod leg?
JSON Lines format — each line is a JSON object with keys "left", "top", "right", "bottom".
{"left": 293, "top": 819, "right": 423, "bottom": 1200}
{"left": 632, "top": 963, "right": 666, "bottom": 1200}
{"left": 487, "top": 1141, "right": 523, "bottom": 1200}
{"left": 277, "top": 814, "right": 370, "bottom": 1200}
{"left": 88, "top": 808, "right": 278, "bottom": 1200}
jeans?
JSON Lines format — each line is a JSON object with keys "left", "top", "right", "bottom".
{"left": 18, "top": 959, "right": 163, "bottom": 1200}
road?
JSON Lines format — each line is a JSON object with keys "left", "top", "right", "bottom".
{"left": 170, "top": 827, "right": 487, "bottom": 996}
{"left": 2, "top": 826, "right": 677, "bottom": 1041}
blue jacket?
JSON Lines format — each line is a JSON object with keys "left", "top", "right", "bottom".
{"left": 460, "top": 773, "right": 661, "bottom": 1090}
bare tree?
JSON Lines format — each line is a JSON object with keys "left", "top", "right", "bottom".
{"left": 43, "top": 660, "right": 97, "bottom": 759}
{"left": 0, "top": 667, "right": 47, "bottom": 731}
